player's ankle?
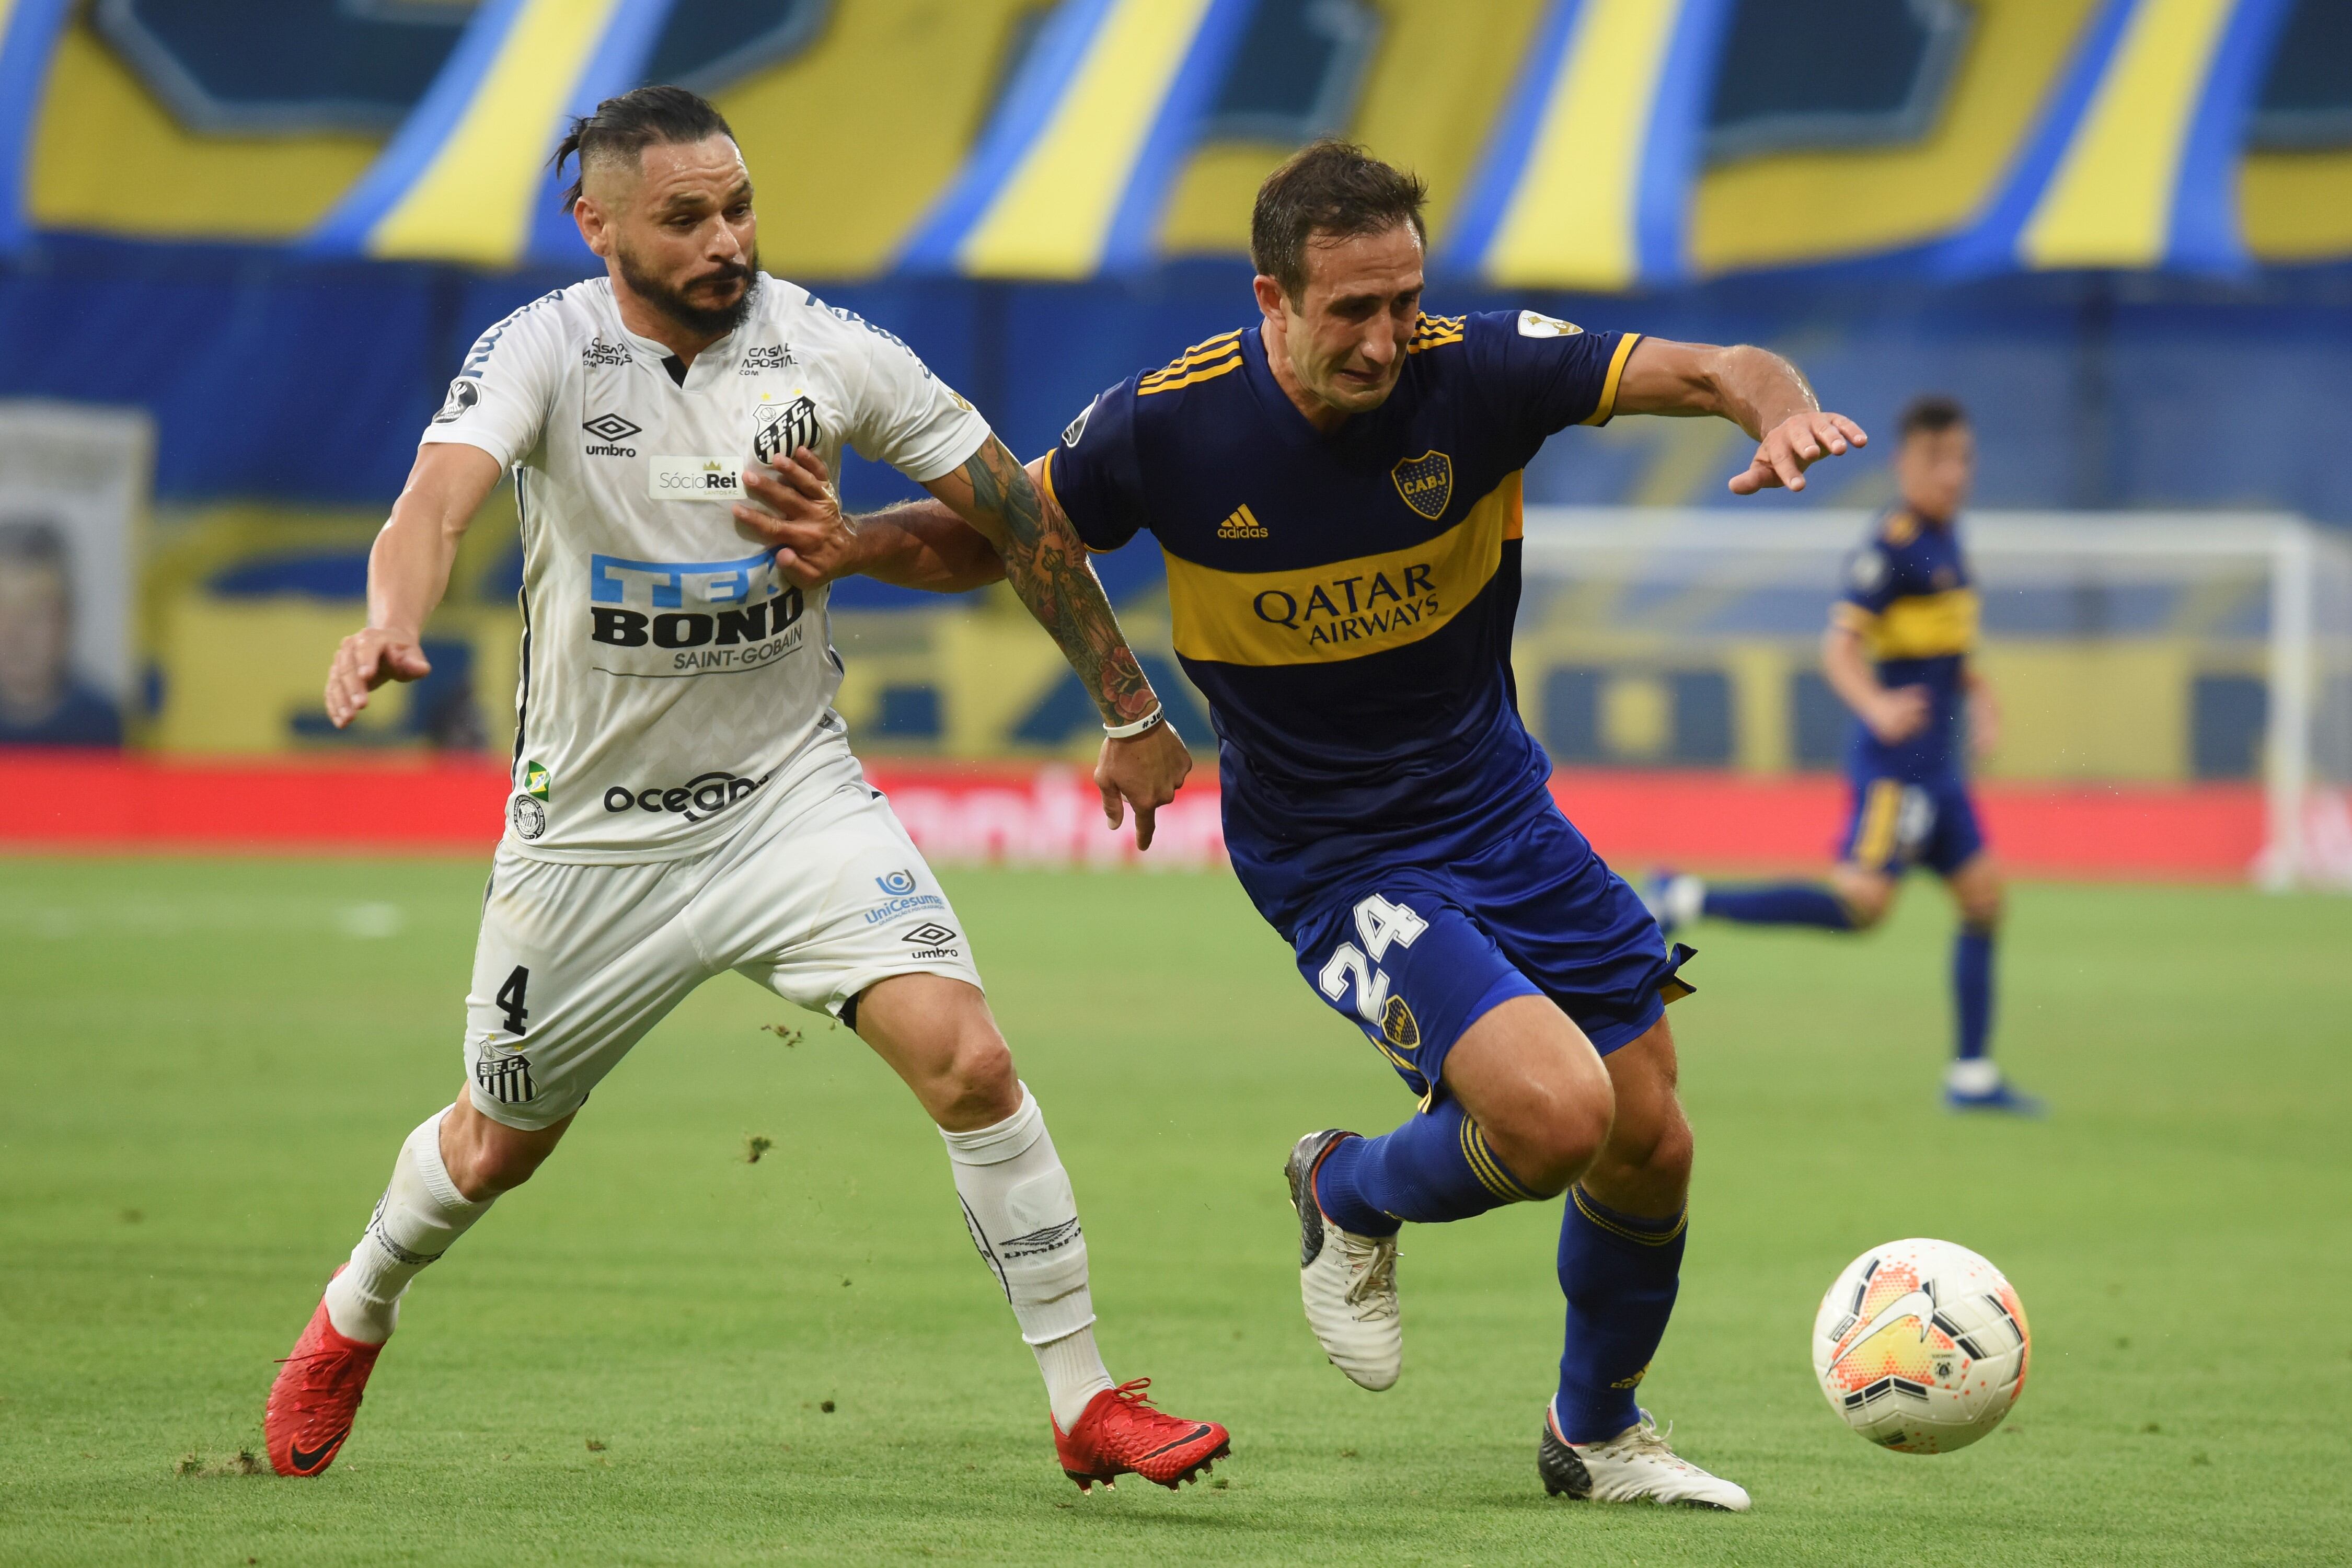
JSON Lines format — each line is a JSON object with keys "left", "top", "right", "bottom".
{"left": 322, "top": 1272, "right": 398, "bottom": 1344}
{"left": 1310, "top": 1135, "right": 1401, "bottom": 1237}
{"left": 1034, "top": 1326, "right": 1115, "bottom": 1429}
{"left": 1945, "top": 1057, "right": 2000, "bottom": 1094}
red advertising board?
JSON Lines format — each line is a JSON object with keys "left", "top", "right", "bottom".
{"left": 0, "top": 751, "right": 2265, "bottom": 881}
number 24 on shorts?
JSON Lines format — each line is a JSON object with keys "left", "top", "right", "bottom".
{"left": 1318, "top": 895, "right": 1427, "bottom": 1024}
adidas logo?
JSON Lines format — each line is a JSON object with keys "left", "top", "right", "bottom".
{"left": 1218, "top": 503, "right": 1269, "bottom": 539}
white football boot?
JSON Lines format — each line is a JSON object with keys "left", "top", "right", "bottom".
{"left": 1283, "top": 1130, "right": 1401, "bottom": 1391}
{"left": 1539, "top": 1403, "right": 1751, "bottom": 1511}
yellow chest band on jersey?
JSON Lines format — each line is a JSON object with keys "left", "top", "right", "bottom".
{"left": 1861, "top": 588, "right": 1979, "bottom": 660}
{"left": 1163, "top": 474, "right": 1521, "bottom": 666}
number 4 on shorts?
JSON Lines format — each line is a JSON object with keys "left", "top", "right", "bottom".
{"left": 496, "top": 965, "right": 530, "bottom": 1035}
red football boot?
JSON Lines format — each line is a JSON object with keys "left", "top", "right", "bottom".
{"left": 1052, "top": 1379, "right": 1230, "bottom": 1492}
{"left": 264, "top": 1281, "right": 384, "bottom": 1477}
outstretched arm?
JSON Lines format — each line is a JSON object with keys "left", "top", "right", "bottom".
{"left": 1615, "top": 338, "right": 1868, "bottom": 495}
{"left": 734, "top": 442, "right": 1189, "bottom": 848}
{"left": 921, "top": 437, "right": 1157, "bottom": 716}
{"left": 325, "top": 442, "right": 502, "bottom": 727}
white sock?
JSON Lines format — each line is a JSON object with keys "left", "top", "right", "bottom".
{"left": 1946, "top": 1057, "right": 2001, "bottom": 1095}
{"left": 322, "top": 1110, "right": 493, "bottom": 1344}
{"left": 939, "top": 1083, "right": 1116, "bottom": 1428}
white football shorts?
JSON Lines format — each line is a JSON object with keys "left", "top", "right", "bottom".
{"left": 460, "top": 729, "right": 981, "bottom": 1129}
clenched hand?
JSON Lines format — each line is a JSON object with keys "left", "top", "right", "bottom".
{"left": 734, "top": 446, "right": 860, "bottom": 588}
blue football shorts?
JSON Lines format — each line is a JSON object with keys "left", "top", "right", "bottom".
{"left": 1837, "top": 769, "right": 1985, "bottom": 877}
{"left": 1285, "top": 800, "right": 1693, "bottom": 1103}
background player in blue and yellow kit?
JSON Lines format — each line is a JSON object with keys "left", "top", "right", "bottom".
{"left": 745, "top": 141, "right": 1865, "bottom": 1508}
{"left": 1652, "top": 397, "right": 2039, "bottom": 1115}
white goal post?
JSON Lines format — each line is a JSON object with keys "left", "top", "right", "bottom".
{"left": 1514, "top": 508, "right": 2352, "bottom": 891}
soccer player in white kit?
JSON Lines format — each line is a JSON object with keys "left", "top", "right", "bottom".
{"left": 263, "top": 86, "right": 1229, "bottom": 1491}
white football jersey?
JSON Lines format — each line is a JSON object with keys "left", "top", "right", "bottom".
{"left": 420, "top": 273, "right": 988, "bottom": 863}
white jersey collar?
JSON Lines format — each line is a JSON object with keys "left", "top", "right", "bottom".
{"left": 596, "top": 279, "right": 753, "bottom": 390}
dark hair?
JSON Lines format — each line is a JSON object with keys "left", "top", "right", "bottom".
{"left": 0, "top": 517, "right": 68, "bottom": 569}
{"left": 1899, "top": 394, "right": 1969, "bottom": 440}
{"left": 552, "top": 85, "right": 735, "bottom": 210}
{"left": 1251, "top": 140, "right": 1428, "bottom": 302}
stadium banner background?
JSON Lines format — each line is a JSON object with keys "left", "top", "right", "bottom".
{"left": 0, "top": 751, "right": 2277, "bottom": 883}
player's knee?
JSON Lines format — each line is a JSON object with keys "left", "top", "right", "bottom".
{"left": 1507, "top": 1094, "right": 1614, "bottom": 1199}
{"left": 936, "top": 1027, "right": 1020, "bottom": 1129}
{"left": 1958, "top": 883, "right": 2004, "bottom": 928}
{"left": 1840, "top": 882, "right": 1892, "bottom": 929}
{"left": 446, "top": 1123, "right": 556, "bottom": 1202}
{"left": 1639, "top": 1111, "right": 1695, "bottom": 1194}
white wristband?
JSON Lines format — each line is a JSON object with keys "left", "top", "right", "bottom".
{"left": 1103, "top": 704, "right": 1165, "bottom": 740}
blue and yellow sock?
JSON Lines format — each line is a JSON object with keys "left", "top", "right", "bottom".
{"left": 1701, "top": 882, "right": 1854, "bottom": 930}
{"left": 1954, "top": 921, "right": 1995, "bottom": 1061}
{"left": 1554, "top": 1185, "right": 1687, "bottom": 1444}
{"left": 1312, "top": 1097, "right": 1542, "bottom": 1237}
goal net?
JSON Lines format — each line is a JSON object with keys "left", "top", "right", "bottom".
{"left": 1514, "top": 509, "right": 2352, "bottom": 890}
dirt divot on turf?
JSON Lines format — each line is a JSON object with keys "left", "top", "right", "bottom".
{"left": 743, "top": 1134, "right": 775, "bottom": 1163}
{"left": 175, "top": 1450, "right": 265, "bottom": 1478}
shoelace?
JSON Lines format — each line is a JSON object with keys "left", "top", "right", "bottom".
{"left": 1099, "top": 1379, "right": 1197, "bottom": 1446}
{"left": 1591, "top": 1413, "right": 1695, "bottom": 1473}
{"left": 1104, "top": 1379, "right": 1169, "bottom": 1419}
{"left": 273, "top": 1344, "right": 368, "bottom": 1401}
{"left": 1339, "top": 1232, "right": 1399, "bottom": 1319}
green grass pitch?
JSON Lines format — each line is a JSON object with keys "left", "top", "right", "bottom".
{"left": 2, "top": 857, "right": 2348, "bottom": 1566}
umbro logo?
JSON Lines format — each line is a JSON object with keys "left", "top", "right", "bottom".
{"left": 1217, "top": 503, "right": 1269, "bottom": 539}
{"left": 998, "top": 1217, "right": 1082, "bottom": 1259}
{"left": 901, "top": 921, "right": 961, "bottom": 959}
{"left": 583, "top": 412, "right": 642, "bottom": 457}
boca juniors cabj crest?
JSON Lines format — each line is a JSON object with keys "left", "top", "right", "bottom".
{"left": 1391, "top": 450, "right": 1452, "bottom": 520}
{"left": 753, "top": 394, "right": 822, "bottom": 465}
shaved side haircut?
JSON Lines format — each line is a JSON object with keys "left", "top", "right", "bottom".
{"left": 553, "top": 84, "right": 734, "bottom": 208}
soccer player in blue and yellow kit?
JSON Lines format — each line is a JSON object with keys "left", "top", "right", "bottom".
{"left": 1650, "top": 396, "right": 2040, "bottom": 1115}
{"left": 742, "top": 142, "right": 1865, "bottom": 1508}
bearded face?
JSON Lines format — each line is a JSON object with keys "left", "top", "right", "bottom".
{"left": 615, "top": 235, "right": 758, "bottom": 338}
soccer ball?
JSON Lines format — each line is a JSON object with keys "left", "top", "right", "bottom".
{"left": 1812, "top": 1237, "right": 2031, "bottom": 1454}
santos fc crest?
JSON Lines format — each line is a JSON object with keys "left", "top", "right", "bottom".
{"left": 1391, "top": 450, "right": 1452, "bottom": 520}
{"left": 752, "top": 394, "right": 821, "bottom": 465}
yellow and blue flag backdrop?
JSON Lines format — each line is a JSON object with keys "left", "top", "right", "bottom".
{"left": 1444, "top": 0, "right": 1730, "bottom": 292}
{"left": 307, "top": 0, "right": 674, "bottom": 269}
{"left": 0, "top": 0, "right": 72, "bottom": 255}
{"left": 897, "top": 0, "right": 1255, "bottom": 279}
{"left": 2, "top": 0, "right": 2349, "bottom": 280}
{"left": 1942, "top": 0, "right": 2297, "bottom": 275}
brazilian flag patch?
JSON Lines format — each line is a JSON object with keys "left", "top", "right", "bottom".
{"left": 522, "top": 761, "right": 551, "bottom": 802}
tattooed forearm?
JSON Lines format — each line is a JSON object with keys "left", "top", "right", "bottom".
{"left": 958, "top": 437, "right": 1156, "bottom": 724}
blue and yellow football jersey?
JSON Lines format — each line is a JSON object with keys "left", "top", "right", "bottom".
{"left": 1047, "top": 308, "right": 1639, "bottom": 932}
{"left": 1831, "top": 508, "right": 1978, "bottom": 780}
